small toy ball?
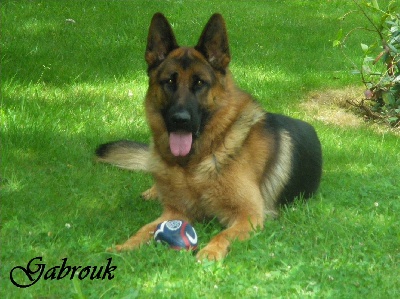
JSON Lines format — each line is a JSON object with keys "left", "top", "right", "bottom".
{"left": 154, "top": 220, "right": 198, "bottom": 250}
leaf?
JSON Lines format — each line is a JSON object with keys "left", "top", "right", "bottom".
{"left": 387, "top": 43, "right": 399, "bottom": 54}
{"left": 371, "top": 0, "right": 380, "bottom": 10}
{"left": 333, "top": 40, "right": 341, "bottom": 47}
{"left": 362, "top": 66, "right": 371, "bottom": 75}
{"left": 333, "top": 29, "right": 343, "bottom": 48}
{"left": 382, "top": 91, "right": 395, "bottom": 106}
{"left": 361, "top": 43, "right": 369, "bottom": 52}
{"left": 363, "top": 56, "right": 375, "bottom": 63}
{"left": 336, "top": 28, "right": 343, "bottom": 40}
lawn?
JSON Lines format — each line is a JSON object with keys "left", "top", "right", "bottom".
{"left": 1, "top": 0, "right": 399, "bottom": 298}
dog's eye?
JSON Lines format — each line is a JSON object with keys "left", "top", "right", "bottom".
{"left": 162, "top": 78, "right": 174, "bottom": 86}
{"left": 193, "top": 78, "right": 206, "bottom": 91}
{"left": 160, "top": 76, "right": 177, "bottom": 91}
{"left": 195, "top": 79, "right": 204, "bottom": 86}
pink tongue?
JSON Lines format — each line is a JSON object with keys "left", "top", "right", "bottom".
{"left": 169, "top": 132, "right": 193, "bottom": 157}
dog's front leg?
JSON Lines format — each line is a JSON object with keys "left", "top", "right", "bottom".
{"left": 196, "top": 214, "right": 264, "bottom": 261}
{"left": 109, "top": 208, "right": 189, "bottom": 252}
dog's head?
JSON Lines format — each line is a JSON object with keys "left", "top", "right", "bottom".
{"left": 144, "top": 13, "right": 231, "bottom": 157}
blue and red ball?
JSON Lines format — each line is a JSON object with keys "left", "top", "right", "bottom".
{"left": 154, "top": 220, "right": 198, "bottom": 250}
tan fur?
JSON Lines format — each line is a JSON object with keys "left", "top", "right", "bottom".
{"left": 97, "top": 144, "right": 149, "bottom": 171}
{"left": 141, "top": 185, "right": 157, "bottom": 200}
{"left": 261, "top": 131, "right": 293, "bottom": 218}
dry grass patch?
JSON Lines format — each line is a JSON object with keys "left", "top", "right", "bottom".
{"left": 301, "top": 87, "right": 399, "bottom": 136}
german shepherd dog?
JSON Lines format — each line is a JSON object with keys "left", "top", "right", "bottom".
{"left": 96, "top": 13, "right": 322, "bottom": 260}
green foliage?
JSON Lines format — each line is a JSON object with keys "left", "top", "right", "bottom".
{"left": 334, "top": 0, "right": 400, "bottom": 127}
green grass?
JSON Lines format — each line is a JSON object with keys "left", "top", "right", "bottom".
{"left": 1, "top": 0, "right": 399, "bottom": 298}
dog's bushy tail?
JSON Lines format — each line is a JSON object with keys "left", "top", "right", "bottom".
{"left": 95, "top": 140, "right": 150, "bottom": 171}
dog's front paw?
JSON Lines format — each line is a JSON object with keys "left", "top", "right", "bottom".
{"left": 107, "top": 242, "right": 141, "bottom": 252}
{"left": 106, "top": 244, "right": 126, "bottom": 252}
{"left": 196, "top": 244, "right": 228, "bottom": 261}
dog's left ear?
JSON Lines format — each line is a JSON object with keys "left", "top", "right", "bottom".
{"left": 195, "top": 14, "right": 231, "bottom": 72}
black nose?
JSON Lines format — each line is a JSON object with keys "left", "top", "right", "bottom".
{"left": 171, "top": 110, "right": 191, "bottom": 125}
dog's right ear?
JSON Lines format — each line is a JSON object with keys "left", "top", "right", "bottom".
{"left": 145, "top": 13, "right": 178, "bottom": 71}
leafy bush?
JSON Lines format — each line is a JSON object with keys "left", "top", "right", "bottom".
{"left": 334, "top": 0, "right": 399, "bottom": 127}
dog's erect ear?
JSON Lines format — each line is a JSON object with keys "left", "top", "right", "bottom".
{"left": 145, "top": 13, "right": 178, "bottom": 70}
{"left": 195, "top": 14, "right": 230, "bottom": 72}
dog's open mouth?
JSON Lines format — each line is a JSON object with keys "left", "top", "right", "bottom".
{"left": 169, "top": 132, "right": 193, "bottom": 157}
